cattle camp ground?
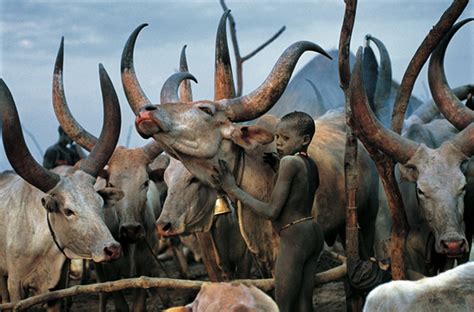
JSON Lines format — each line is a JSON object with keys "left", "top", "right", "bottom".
{"left": 0, "top": 1, "right": 473, "bottom": 311}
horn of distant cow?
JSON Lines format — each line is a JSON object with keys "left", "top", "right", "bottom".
{"left": 121, "top": 23, "right": 152, "bottom": 115}
{"left": 362, "top": 41, "right": 378, "bottom": 109}
{"left": 0, "top": 79, "right": 61, "bottom": 193}
{"left": 79, "top": 65, "right": 121, "bottom": 178}
{"left": 451, "top": 123, "right": 474, "bottom": 158}
{"left": 305, "top": 79, "right": 324, "bottom": 108}
{"left": 214, "top": 9, "right": 236, "bottom": 100}
{"left": 160, "top": 72, "right": 198, "bottom": 104}
{"left": 367, "top": 35, "right": 392, "bottom": 119}
{"left": 350, "top": 47, "right": 419, "bottom": 164}
{"left": 53, "top": 37, "right": 98, "bottom": 151}
{"left": 428, "top": 18, "right": 474, "bottom": 130}
{"left": 179, "top": 45, "right": 194, "bottom": 102}
{"left": 222, "top": 41, "right": 332, "bottom": 122}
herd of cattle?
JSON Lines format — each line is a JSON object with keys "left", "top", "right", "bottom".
{"left": 0, "top": 4, "right": 473, "bottom": 312}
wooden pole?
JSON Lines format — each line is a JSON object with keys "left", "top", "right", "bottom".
{"left": 0, "top": 265, "right": 347, "bottom": 311}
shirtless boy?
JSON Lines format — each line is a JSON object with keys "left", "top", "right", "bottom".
{"left": 213, "top": 111, "right": 324, "bottom": 312}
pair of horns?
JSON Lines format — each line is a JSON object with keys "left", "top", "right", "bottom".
{"left": 121, "top": 14, "right": 332, "bottom": 122}
{"left": 0, "top": 60, "right": 120, "bottom": 193}
{"left": 53, "top": 38, "right": 163, "bottom": 161}
{"left": 350, "top": 19, "right": 474, "bottom": 163}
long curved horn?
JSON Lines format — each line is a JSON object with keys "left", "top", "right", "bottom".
{"left": 222, "top": 41, "right": 332, "bottom": 122}
{"left": 367, "top": 35, "right": 392, "bottom": 119}
{"left": 411, "top": 84, "right": 474, "bottom": 124}
{"left": 160, "top": 72, "right": 198, "bottom": 104}
{"left": 362, "top": 42, "right": 378, "bottom": 109}
{"left": 0, "top": 79, "right": 60, "bottom": 193}
{"left": 350, "top": 47, "right": 419, "bottom": 164}
{"left": 305, "top": 79, "right": 324, "bottom": 107}
{"left": 428, "top": 18, "right": 474, "bottom": 131}
{"left": 214, "top": 9, "right": 235, "bottom": 101}
{"left": 143, "top": 141, "right": 163, "bottom": 161}
{"left": 179, "top": 45, "right": 193, "bottom": 102}
{"left": 121, "top": 23, "right": 152, "bottom": 115}
{"left": 79, "top": 65, "right": 121, "bottom": 178}
{"left": 451, "top": 123, "right": 474, "bottom": 158}
{"left": 53, "top": 37, "right": 98, "bottom": 152}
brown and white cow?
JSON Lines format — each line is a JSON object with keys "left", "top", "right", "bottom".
{"left": 52, "top": 38, "right": 166, "bottom": 311}
{"left": 164, "top": 283, "right": 279, "bottom": 312}
{"left": 0, "top": 67, "right": 123, "bottom": 307}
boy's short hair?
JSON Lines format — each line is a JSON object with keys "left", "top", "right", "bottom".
{"left": 281, "top": 111, "right": 315, "bottom": 140}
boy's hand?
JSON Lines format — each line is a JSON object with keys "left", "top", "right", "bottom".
{"left": 212, "top": 159, "right": 237, "bottom": 192}
{"left": 263, "top": 152, "right": 280, "bottom": 171}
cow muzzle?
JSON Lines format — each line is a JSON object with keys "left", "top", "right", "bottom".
{"left": 156, "top": 221, "right": 174, "bottom": 237}
{"left": 96, "top": 241, "right": 122, "bottom": 262}
{"left": 119, "top": 222, "right": 145, "bottom": 243}
{"left": 439, "top": 237, "right": 468, "bottom": 257}
{"left": 135, "top": 106, "right": 161, "bottom": 138}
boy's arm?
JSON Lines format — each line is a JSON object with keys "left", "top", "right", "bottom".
{"left": 213, "top": 158, "right": 295, "bottom": 220}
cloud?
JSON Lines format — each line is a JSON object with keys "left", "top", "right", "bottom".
{"left": 0, "top": 0, "right": 472, "bottom": 170}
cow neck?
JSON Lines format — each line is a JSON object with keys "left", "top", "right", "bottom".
{"left": 47, "top": 212, "right": 68, "bottom": 258}
{"left": 233, "top": 146, "right": 245, "bottom": 187}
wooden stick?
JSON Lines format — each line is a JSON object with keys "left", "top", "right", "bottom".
{"left": 0, "top": 267, "right": 348, "bottom": 311}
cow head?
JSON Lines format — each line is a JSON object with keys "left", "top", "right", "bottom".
{"left": 350, "top": 19, "right": 474, "bottom": 257}
{"left": 121, "top": 22, "right": 331, "bottom": 186}
{"left": 0, "top": 63, "right": 123, "bottom": 262}
{"left": 52, "top": 38, "right": 164, "bottom": 244}
{"left": 156, "top": 158, "right": 217, "bottom": 237}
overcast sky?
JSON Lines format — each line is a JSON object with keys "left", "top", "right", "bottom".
{"left": 0, "top": 0, "right": 473, "bottom": 169}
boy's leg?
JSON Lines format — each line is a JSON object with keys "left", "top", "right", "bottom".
{"left": 275, "top": 238, "right": 306, "bottom": 312}
{"left": 296, "top": 257, "right": 318, "bottom": 311}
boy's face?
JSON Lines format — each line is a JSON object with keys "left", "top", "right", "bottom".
{"left": 275, "top": 120, "right": 307, "bottom": 157}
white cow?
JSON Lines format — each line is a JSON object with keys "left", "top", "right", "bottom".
{"left": 364, "top": 262, "right": 474, "bottom": 311}
{"left": 0, "top": 67, "right": 123, "bottom": 309}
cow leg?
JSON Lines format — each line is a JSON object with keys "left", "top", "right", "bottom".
{"left": 131, "top": 289, "right": 147, "bottom": 312}
{"left": 95, "top": 262, "right": 130, "bottom": 312}
{"left": 0, "top": 275, "right": 9, "bottom": 303}
{"left": 45, "top": 259, "right": 71, "bottom": 312}
{"left": 235, "top": 250, "right": 252, "bottom": 279}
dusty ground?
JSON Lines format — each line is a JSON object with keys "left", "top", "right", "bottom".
{"left": 29, "top": 251, "right": 346, "bottom": 311}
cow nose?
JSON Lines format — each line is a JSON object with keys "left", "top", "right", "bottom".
{"left": 103, "top": 242, "right": 122, "bottom": 261}
{"left": 156, "top": 221, "right": 172, "bottom": 237}
{"left": 441, "top": 239, "right": 467, "bottom": 256}
{"left": 143, "top": 105, "right": 157, "bottom": 112}
{"left": 119, "top": 223, "right": 145, "bottom": 243}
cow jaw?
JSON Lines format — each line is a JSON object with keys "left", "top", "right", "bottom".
{"left": 400, "top": 143, "right": 469, "bottom": 257}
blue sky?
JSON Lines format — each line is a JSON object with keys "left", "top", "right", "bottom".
{"left": 0, "top": 0, "right": 473, "bottom": 169}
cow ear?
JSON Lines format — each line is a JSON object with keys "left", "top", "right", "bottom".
{"left": 98, "top": 187, "right": 124, "bottom": 208}
{"left": 223, "top": 124, "right": 274, "bottom": 150}
{"left": 41, "top": 195, "right": 59, "bottom": 213}
{"left": 399, "top": 164, "right": 418, "bottom": 182}
{"left": 149, "top": 168, "right": 166, "bottom": 183}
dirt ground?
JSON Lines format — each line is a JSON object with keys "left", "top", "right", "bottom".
{"left": 30, "top": 251, "right": 346, "bottom": 311}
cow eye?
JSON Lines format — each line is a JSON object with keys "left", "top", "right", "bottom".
{"left": 199, "top": 106, "right": 214, "bottom": 116}
{"left": 142, "top": 180, "right": 149, "bottom": 190}
{"left": 460, "top": 185, "right": 467, "bottom": 194}
{"left": 64, "top": 208, "right": 75, "bottom": 217}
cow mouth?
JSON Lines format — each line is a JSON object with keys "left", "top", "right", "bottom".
{"left": 135, "top": 111, "right": 162, "bottom": 138}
